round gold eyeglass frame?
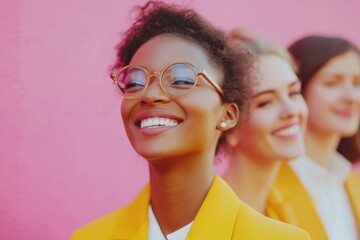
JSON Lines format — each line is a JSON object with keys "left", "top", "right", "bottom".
{"left": 110, "top": 62, "right": 224, "bottom": 99}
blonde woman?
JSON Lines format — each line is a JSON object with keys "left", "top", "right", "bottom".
{"left": 223, "top": 29, "right": 308, "bottom": 214}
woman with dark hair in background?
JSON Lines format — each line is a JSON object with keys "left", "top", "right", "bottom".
{"left": 272, "top": 35, "right": 360, "bottom": 240}
{"left": 71, "top": 2, "right": 310, "bottom": 239}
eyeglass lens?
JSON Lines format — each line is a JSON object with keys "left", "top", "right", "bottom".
{"left": 116, "top": 63, "right": 197, "bottom": 97}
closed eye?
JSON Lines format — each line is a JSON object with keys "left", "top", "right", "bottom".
{"left": 289, "top": 90, "right": 301, "bottom": 97}
{"left": 257, "top": 100, "right": 273, "bottom": 108}
{"left": 169, "top": 77, "right": 195, "bottom": 86}
{"left": 125, "top": 81, "right": 145, "bottom": 89}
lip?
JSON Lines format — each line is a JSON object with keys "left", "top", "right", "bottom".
{"left": 334, "top": 109, "right": 354, "bottom": 118}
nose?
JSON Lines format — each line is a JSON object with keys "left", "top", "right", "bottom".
{"left": 279, "top": 97, "right": 299, "bottom": 119}
{"left": 140, "top": 75, "right": 171, "bottom": 105}
{"left": 342, "top": 81, "right": 358, "bottom": 103}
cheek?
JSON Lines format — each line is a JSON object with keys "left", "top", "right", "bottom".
{"left": 120, "top": 101, "right": 128, "bottom": 121}
{"left": 304, "top": 90, "right": 336, "bottom": 131}
{"left": 193, "top": 108, "right": 220, "bottom": 140}
{"left": 182, "top": 95, "right": 223, "bottom": 123}
{"left": 304, "top": 87, "right": 331, "bottom": 114}
{"left": 305, "top": 100, "right": 323, "bottom": 127}
{"left": 250, "top": 118, "right": 269, "bottom": 135}
{"left": 239, "top": 116, "right": 269, "bottom": 144}
{"left": 120, "top": 100, "right": 134, "bottom": 128}
{"left": 250, "top": 108, "right": 275, "bottom": 130}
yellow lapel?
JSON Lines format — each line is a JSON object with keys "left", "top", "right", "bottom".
{"left": 345, "top": 170, "right": 360, "bottom": 231}
{"left": 267, "top": 184, "right": 298, "bottom": 225}
{"left": 269, "top": 163, "right": 328, "bottom": 240}
{"left": 113, "top": 175, "right": 240, "bottom": 239}
{"left": 187, "top": 175, "right": 239, "bottom": 239}
{"left": 113, "top": 184, "right": 150, "bottom": 240}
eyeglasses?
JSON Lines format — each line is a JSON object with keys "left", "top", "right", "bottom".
{"left": 110, "top": 62, "right": 224, "bottom": 99}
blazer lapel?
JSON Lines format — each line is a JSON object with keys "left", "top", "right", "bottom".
{"left": 112, "top": 176, "right": 239, "bottom": 240}
{"left": 267, "top": 185, "right": 297, "bottom": 225}
{"left": 345, "top": 170, "right": 360, "bottom": 232}
{"left": 270, "top": 163, "right": 328, "bottom": 240}
{"left": 114, "top": 184, "right": 150, "bottom": 240}
{"left": 186, "top": 175, "right": 239, "bottom": 239}
{"left": 112, "top": 175, "right": 260, "bottom": 239}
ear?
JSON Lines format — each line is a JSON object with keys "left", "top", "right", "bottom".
{"left": 217, "top": 103, "right": 239, "bottom": 131}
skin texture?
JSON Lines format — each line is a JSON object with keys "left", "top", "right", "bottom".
{"left": 304, "top": 50, "right": 360, "bottom": 166}
{"left": 224, "top": 55, "right": 308, "bottom": 212}
{"left": 121, "top": 34, "right": 239, "bottom": 234}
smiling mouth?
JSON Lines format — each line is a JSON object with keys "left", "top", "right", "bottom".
{"left": 274, "top": 125, "right": 300, "bottom": 137}
{"left": 139, "top": 117, "right": 179, "bottom": 128}
{"left": 335, "top": 109, "right": 354, "bottom": 118}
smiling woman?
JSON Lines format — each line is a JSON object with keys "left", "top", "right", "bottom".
{"left": 70, "top": 1, "right": 310, "bottom": 239}
{"left": 272, "top": 35, "right": 360, "bottom": 240}
{"left": 222, "top": 29, "right": 308, "bottom": 214}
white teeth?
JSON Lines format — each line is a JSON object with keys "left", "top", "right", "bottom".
{"left": 275, "top": 125, "right": 300, "bottom": 136}
{"left": 140, "top": 117, "right": 178, "bottom": 128}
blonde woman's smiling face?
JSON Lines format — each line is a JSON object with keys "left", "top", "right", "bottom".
{"left": 232, "top": 55, "right": 308, "bottom": 162}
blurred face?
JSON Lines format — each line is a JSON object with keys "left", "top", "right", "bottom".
{"left": 120, "top": 34, "right": 229, "bottom": 162}
{"left": 304, "top": 50, "right": 360, "bottom": 137}
{"left": 234, "top": 55, "right": 308, "bottom": 162}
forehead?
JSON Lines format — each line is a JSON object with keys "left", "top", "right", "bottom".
{"left": 254, "top": 55, "right": 297, "bottom": 92}
{"left": 317, "top": 50, "right": 360, "bottom": 76}
{"left": 130, "top": 34, "right": 210, "bottom": 70}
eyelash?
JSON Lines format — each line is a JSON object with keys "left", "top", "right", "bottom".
{"left": 324, "top": 81, "right": 340, "bottom": 87}
{"left": 289, "top": 90, "right": 301, "bottom": 96}
{"left": 257, "top": 100, "right": 272, "bottom": 108}
{"left": 256, "top": 90, "right": 301, "bottom": 108}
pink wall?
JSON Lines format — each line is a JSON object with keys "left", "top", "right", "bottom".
{"left": 1, "top": 0, "right": 359, "bottom": 239}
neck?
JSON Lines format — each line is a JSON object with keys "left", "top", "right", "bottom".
{"left": 148, "top": 153, "right": 214, "bottom": 235}
{"left": 223, "top": 151, "right": 281, "bottom": 213}
{"left": 305, "top": 128, "right": 340, "bottom": 167}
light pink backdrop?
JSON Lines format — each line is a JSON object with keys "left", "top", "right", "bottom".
{"left": 1, "top": 0, "right": 359, "bottom": 239}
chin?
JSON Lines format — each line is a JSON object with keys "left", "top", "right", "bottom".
{"left": 339, "top": 128, "right": 359, "bottom": 138}
{"left": 135, "top": 148, "right": 167, "bottom": 161}
{"left": 136, "top": 147, "right": 189, "bottom": 163}
{"left": 277, "top": 149, "right": 305, "bottom": 161}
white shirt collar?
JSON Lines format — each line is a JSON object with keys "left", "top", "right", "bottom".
{"left": 289, "top": 153, "right": 358, "bottom": 240}
{"left": 148, "top": 205, "right": 193, "bottom": 240}
{"left": 289, "top": 152, "right": 351, "bottom": 184}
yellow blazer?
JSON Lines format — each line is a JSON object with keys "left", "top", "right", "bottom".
{"left": 267, "top": 163, "right": 360, "bottom": 240}
{"left": 72, "top": 175, "right": 310, "bottom": 240}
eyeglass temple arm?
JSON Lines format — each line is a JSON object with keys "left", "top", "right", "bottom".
{"left": 199, "top": 70, "right": 224, "bottom": 96}
{"left": 110, "top": 72, "right": 118, "bottom": 82}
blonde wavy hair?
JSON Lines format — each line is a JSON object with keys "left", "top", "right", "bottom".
{"left": 228, "top": 28, "right": 298, "bottom": 72}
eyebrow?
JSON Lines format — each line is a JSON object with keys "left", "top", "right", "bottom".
{"left": 251, "top": 80, "right": 301, "bottom": 99}
{"left": 325, "top": 74, "right": 343, "bottom": 80}
{"left": 320, "top": 75, "right": 360, "bottom": 85}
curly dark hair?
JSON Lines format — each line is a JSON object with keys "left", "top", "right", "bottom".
{"left": 113, "top": 1, "right": 254, "bottom": 152}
